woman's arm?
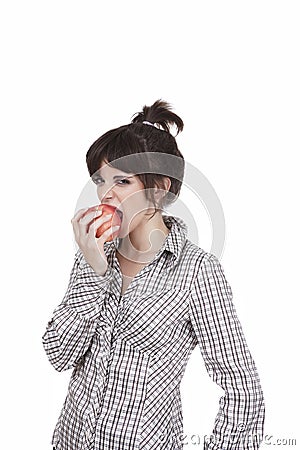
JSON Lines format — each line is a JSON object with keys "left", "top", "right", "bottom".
{"left": 42, "top": 248, "right": 114, "bottom": 372}
{"left": 188, "top": 253, "right": 265, "bottom": 450}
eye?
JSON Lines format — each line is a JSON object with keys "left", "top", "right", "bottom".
{"left": 117, "top": 178, "right": 130, "bottom": 184}
{"left": 91, "top": 176, "right": 104, "bottom": 185}
{"left": 91, "top": 176, "right": 131, "bottom": 186}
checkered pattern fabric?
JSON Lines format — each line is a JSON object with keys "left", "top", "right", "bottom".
{"left": 42, "top": 214, "right": 265, "bottom": 450}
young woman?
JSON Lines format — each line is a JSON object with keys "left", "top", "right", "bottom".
{"left": 42, "top": 100, "right": 265, "bottom": 450}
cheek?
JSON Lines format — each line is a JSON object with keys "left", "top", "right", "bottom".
{"left": 122, "top": 189, "right": 149, "bottom": 211}
{"left": 120, "top": 193, "right": 149, "bottom": 229}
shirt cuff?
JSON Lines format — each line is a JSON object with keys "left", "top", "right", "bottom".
{"left": 76, "top": 258, "right": 117, "bottom": 287}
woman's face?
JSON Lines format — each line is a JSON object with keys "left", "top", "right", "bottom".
{"left": 93, "top": 160, "right": 154, "bottom": 238}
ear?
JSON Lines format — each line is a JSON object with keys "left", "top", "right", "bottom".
{"left": 154, "top": 177, "right": 171, "bottom": 197}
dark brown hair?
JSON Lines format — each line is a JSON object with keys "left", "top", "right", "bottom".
{"left": 86, "top": 99, "right": 185, "bottom": 219}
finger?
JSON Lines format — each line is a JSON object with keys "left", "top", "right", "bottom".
{"left": 71, "top": 208, "right": 91, "bottom": 239}
{"left": 77, "top": 211, "right": 108, "bottom": 238}
{"left": 71, "top": 207, "right": 90, "bottom": 224}
{"left": 71, "top": 208, "right": 90, "bottom": 240}
{"left": 98, "top": 225, "right": 120, "bottom": 240}
{"left": 87, "top": 214, "right": 113, "bottom": 236}
{"left": 79, "top": 209, "right": 105, "bottom": 226}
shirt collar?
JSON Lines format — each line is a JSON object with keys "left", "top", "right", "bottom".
{"left": 104, "top": 214, "right": 187, "bottom": 264}
{"left": 161, "top": 214, "right": 187, "bottom": 262}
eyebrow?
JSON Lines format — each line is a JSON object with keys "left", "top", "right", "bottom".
{"left": 93, "top": 174, "right": 135, "bottom": 180}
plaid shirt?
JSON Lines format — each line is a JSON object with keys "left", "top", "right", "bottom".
{"left": 42, "top": 215, "right": 265, "bottom": 450}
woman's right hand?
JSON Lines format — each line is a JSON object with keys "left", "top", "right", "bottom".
{"left": 71, "top": 208, "right": 120, "bottom": 276}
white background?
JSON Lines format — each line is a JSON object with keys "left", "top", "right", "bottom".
{"left": 1, "top": 1, "right": 299, "bottom": 449}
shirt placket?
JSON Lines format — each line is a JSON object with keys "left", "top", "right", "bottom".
{"left": 89, "top": 244, "right": 171, "bottom": 448}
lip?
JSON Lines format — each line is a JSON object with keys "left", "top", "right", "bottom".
{"left": 100, "top": 203, "right": 123, "bottom": 220}
{"left": 115, "top": 208, "right": 123, "bottom": 220}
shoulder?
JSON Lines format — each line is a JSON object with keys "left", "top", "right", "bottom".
{"left": 180, "top": 239, "right": 228, "bottom": 288}
{"left": 182, "top": 238, "right": 221, "bottom": 268}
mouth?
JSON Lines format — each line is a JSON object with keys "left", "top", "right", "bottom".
{"left": 115, "top": 208, "right": 123, "bottom": 221}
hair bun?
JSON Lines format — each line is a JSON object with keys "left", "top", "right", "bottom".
{"left": 131, "top": 99, "right": 184, "bottom": 136}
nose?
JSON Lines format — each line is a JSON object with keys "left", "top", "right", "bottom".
{"left": 98, "top": 183, "right": 116, "bottom": 203}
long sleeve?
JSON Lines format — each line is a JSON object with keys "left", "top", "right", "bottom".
{"left": 42, "top": 248, "right": 115, "bottom": 372}
{"left": 188, "top": 253, "right": 265, "bottom": 450}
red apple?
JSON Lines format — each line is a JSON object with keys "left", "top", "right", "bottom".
{"left": 83, "top": 204, "right": 123, "bottom": 242}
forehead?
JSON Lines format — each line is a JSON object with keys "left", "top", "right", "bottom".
{"left": 98, "top": 160, "right": 135, "bottom": 177}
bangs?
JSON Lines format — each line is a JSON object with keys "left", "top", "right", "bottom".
{"left": 86, "top": 126, "right": 149, "bottom": 177}
{"left": 87, "top": 125, "right": 165, "bottom": 179}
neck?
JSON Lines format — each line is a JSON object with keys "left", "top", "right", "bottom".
{"left": 117, "top": 212, "right": 170, "bottom": 261}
